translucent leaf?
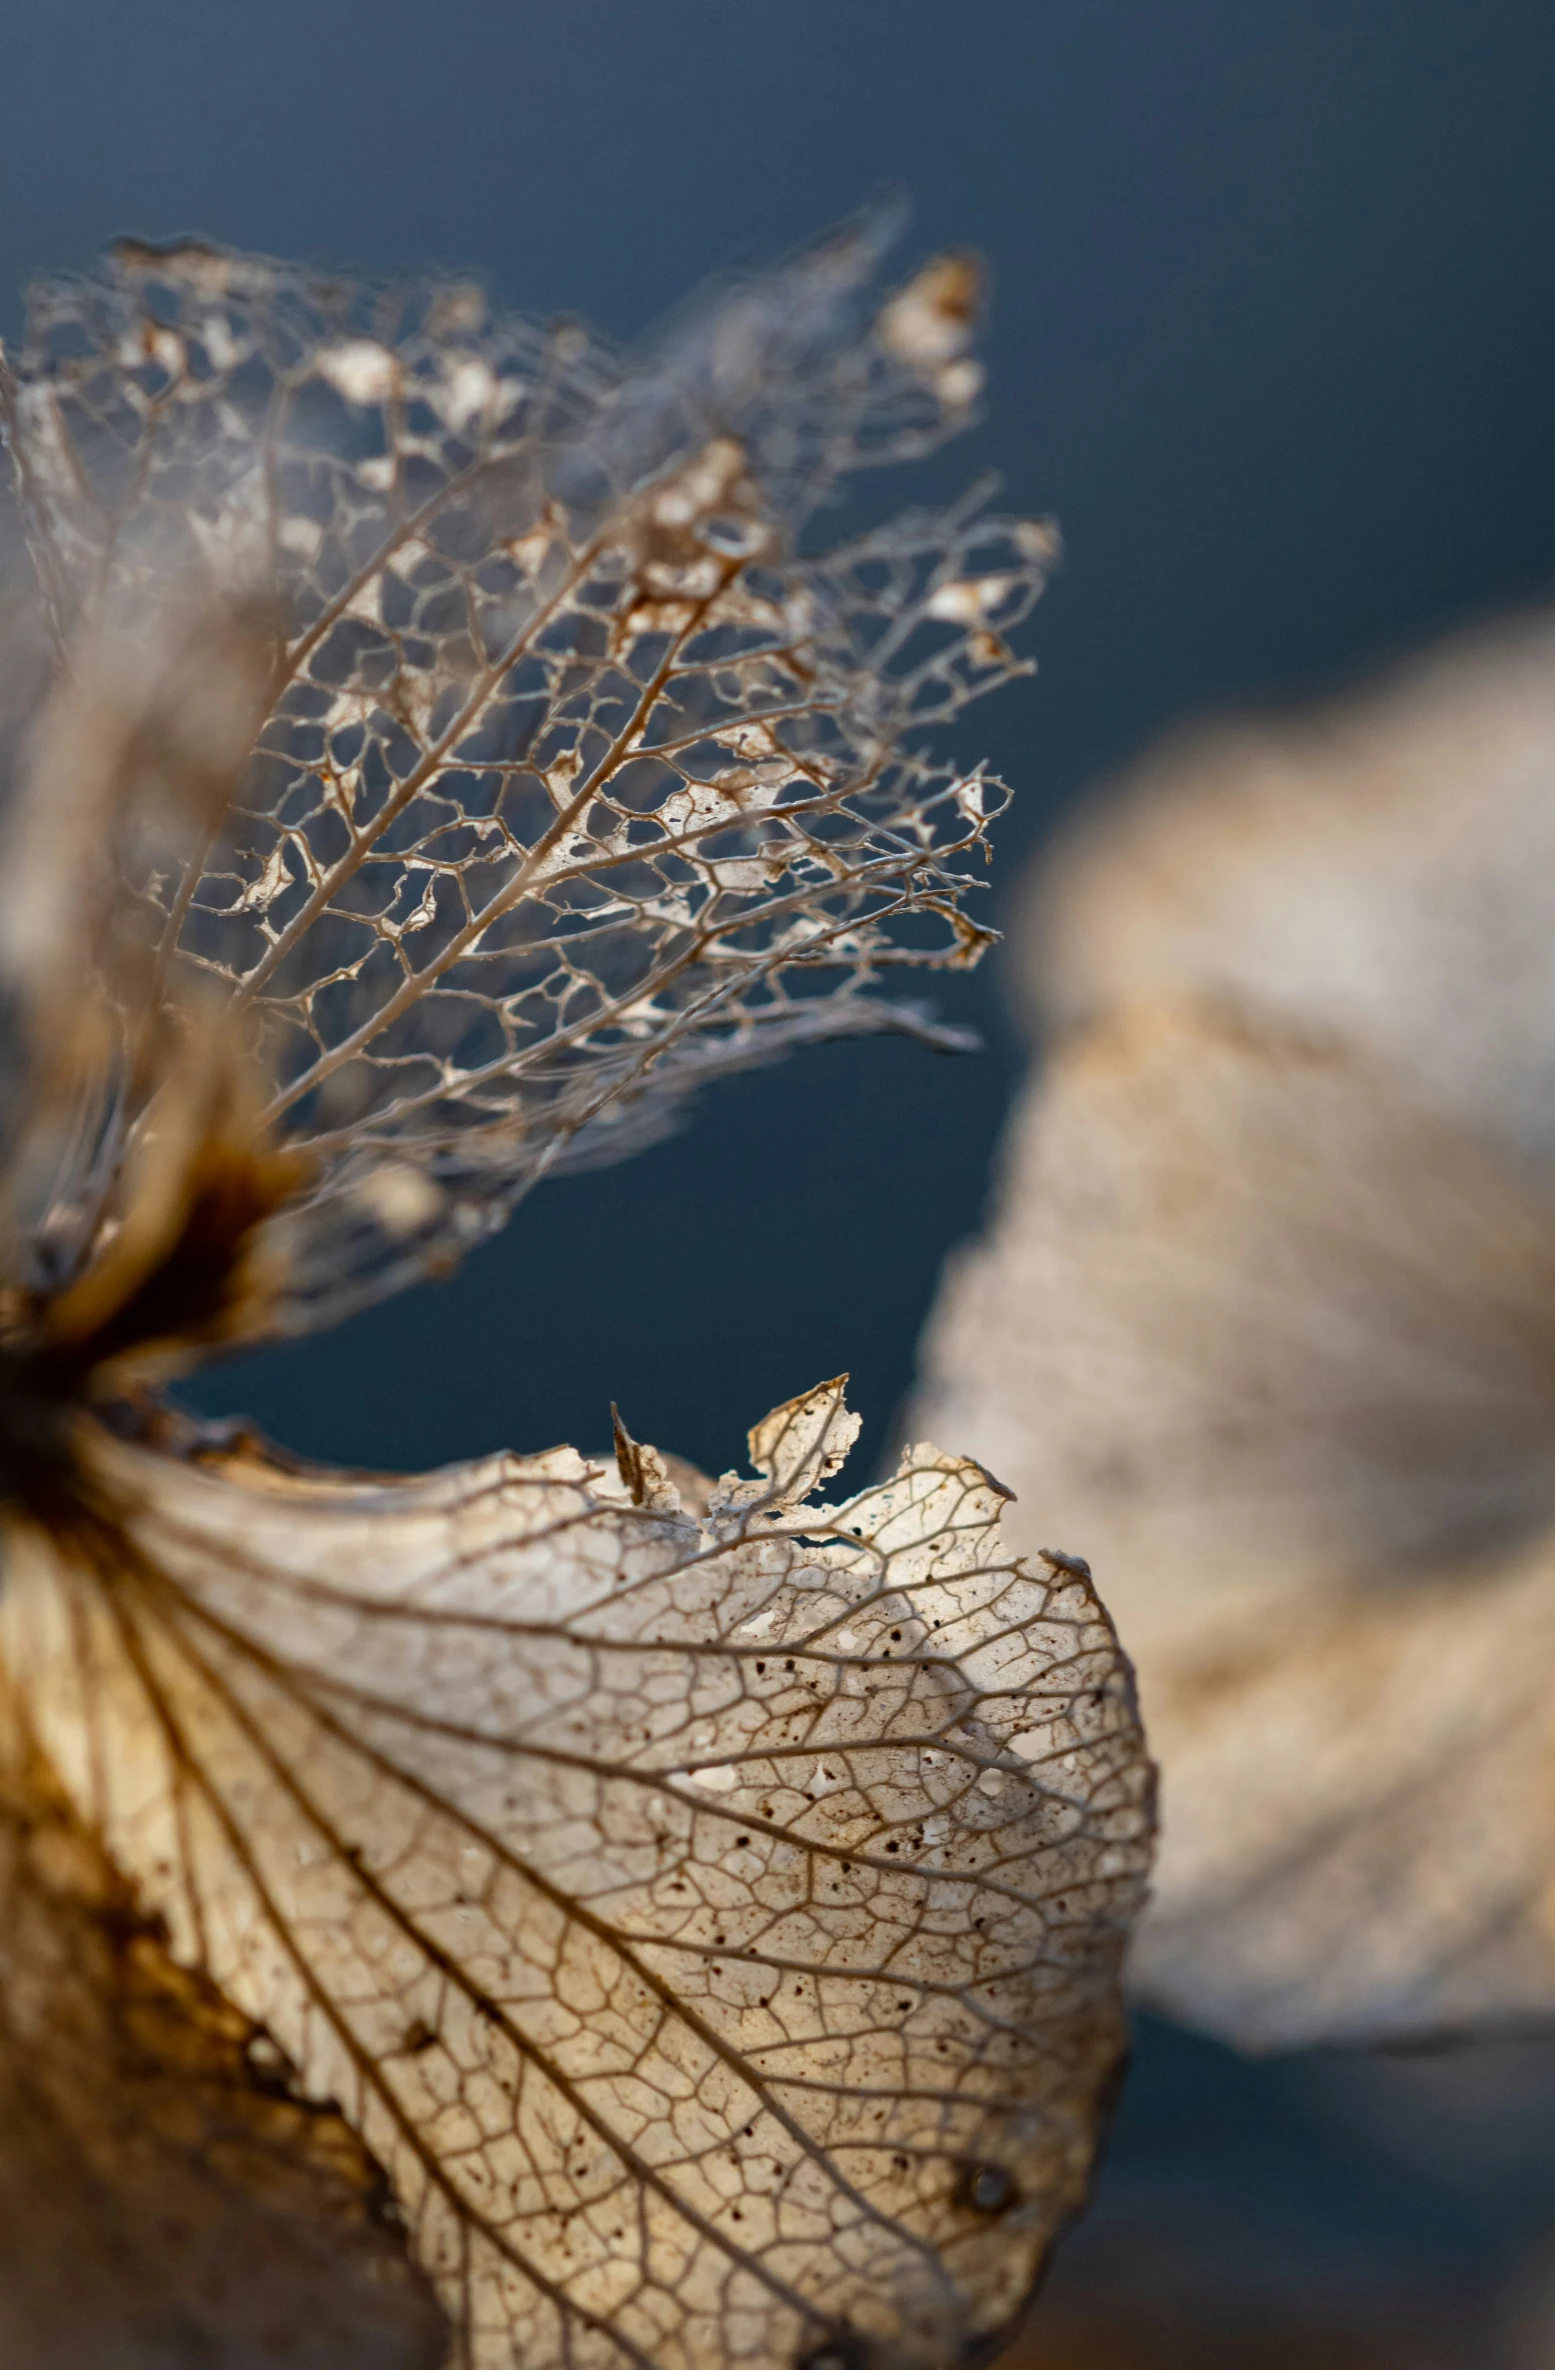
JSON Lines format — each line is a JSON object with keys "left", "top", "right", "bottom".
{"left": 0, "top": 221, "right": 1147, "bottom": 2363}
{"left": 0, "top": 1665, "right": 445, "bottom": 2368}
{"left": 0, "top": 1382, "right": 1151, "bottom": 2370}
{"left": 0, "top": 225, "right": 1052, "bottom": 1344}
{"left": 913, "top": 612, "right": 1555, "bottom": 2048}
{"left": 740, "top": 1375, "right": 863, "bottom": 1505}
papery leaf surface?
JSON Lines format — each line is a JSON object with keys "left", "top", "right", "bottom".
{"left": 0, "top": 1383, "right": 1151, "bottom": 2370}
{"left": 0, "top": 1665, "right": 446, "bottom": 2368}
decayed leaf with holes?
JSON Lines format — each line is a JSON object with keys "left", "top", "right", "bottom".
{"left": 0, "top": 217, "right": 1052, "bottom": 1339}
{"left": 913, "top": 610, "right": 1555, "bottom": 2048}
{"left": 0, "top": 1378, "right": 1151, "bottom": 2370}
{"left": 0, "top": 224, "right": 1153, "bottom": 2367}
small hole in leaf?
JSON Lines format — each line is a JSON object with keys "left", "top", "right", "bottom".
{"left": 960, "top": 2163, "right": 1016, "bottom": 2215}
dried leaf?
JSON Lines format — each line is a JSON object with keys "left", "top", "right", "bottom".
{"left": 0, "top": 1385, "right": 1150, "bottom": 2370}
{"left": 738, "top": 1376, "right": 863, "bottom": 1508}
{"left": 1025, "top": 610, "right": 1555, "bottom": 1181}
{"left": 0, "top": 1667, "right": 445, "bottom": 2368}
{"left": 0, "top": 223, "right": 1050, "bottom": 1345}
{"left": 0, "top": 224, "right": 1154, "bottom": 2365}
{"left": 913, "top": 611, "right": 1555, "bottom": 2048}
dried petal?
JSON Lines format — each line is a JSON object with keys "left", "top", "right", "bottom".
{"left": 1025, "top": 609, "right": 1555, "bottom": 1179}
{"left": 0, "top": 225, "right": 1050, "bottom": 1347}
{"left": 738, "top": 1376, "right": 863, "bottom": 1509}
{"left": 0, "top": 1385, "right": 1151, "bottom": 2370}
{"left": 914, "top": 612, "right": 1555, "bottom": 2046}
{"left": 0, "top": 1668, "right": 445, "bottom": 2368}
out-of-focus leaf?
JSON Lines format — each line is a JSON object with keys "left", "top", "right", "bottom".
{"left": 913, "top": 611, "right": 1555, "bottom": 2048}
{"left": 0, "top": 226, "right": 1051, "bottom": 1344}
{"left": 1026, "top": 611, "right": 1555, "bottom": 1180}
{"left": 0, "top": 1381, "right": 1152, "bottom": 2370}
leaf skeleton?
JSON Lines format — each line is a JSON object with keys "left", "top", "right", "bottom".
{"left": 0, "top": 217, "right": 1153, "bottom": 2370}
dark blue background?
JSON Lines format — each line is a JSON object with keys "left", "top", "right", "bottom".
{"left": 3, "top": 0, "right": 1548, "bottom": 1483}
{"left": 9, "top": 6, "right": 1555, "bottom": 2350}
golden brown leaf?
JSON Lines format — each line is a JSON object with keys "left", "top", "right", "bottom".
{"left": 0, "top": 223, "right": 1153, "bottom": 2366}
{"left": 0, "top": 1380, "right": 1151, "bottom": 2370}
{"left": 0, "top": 1666, "right": 445, "bottom": 2368}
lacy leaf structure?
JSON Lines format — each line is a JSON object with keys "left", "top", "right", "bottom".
{"left": 0, "top": 225, "right": 1149, "bottom": 2366}
{"left": 0, "top": 1379, "right": 1152, "bottom": 2370}
{"left": 0, "top": 222, "right": 1051, "bottom": 1338}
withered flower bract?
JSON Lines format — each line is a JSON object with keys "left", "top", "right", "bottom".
{"left": 914, "top": 609, "right": 1555, "bottom": 2052}
{"left": 0, "top": 226, "right": 1152, "bottom": 2369}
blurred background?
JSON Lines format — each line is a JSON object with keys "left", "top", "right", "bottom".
{"left": 8, "top": 3, "right": 1555, "bottom": 2359}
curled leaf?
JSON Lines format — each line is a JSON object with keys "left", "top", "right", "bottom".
{"left": 0, "top": 1384, "right": 1151, "bottom": 2370}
